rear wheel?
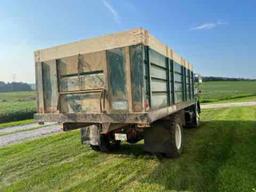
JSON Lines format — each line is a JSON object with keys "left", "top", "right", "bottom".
{"left": 144, "top": 113, "right": 184, "bottom": 158}
{"left": 165, "top": 115, "right": 184, "bottom": 158}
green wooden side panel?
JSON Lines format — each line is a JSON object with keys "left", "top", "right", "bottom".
{"left": 151, "top": 65, "right": 167, "bottom": 79}
{"left": 130, "top": 45, "right": 144, "bottom": 112}
{"left": 149, "top": 48, "right": 166, "bottom": 68}
{"left": 151, "top": 80, "right": 167, "bottom": 92}
{"left": 107, "top": 48, "right": 128, "bottom": 111}
{"left": 169, "top": 59, "right": 175, "bottom": 104}
{"left": 186, "top": 69, "right": 192, "bottom": 100}
{"left": 183, "top": 67, "right": 187, "bottom": 101}
{"left": 144, "top": 46, "right": 151, "bottom": 108}
{"left": 149, "top": 49, "right": 168, "bottom": 109}
{"left": 144, "top": 48, "right": 195, "bottom": 108}
{"left": 173, "top": 61, "right": 183, "bottom": 103}
{"left": 151, "top": 93, "right": 168, "bottom": 108}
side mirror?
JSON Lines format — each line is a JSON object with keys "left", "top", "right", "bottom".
{"left": 195, "top": 74, "right": 203, "bottom": 84}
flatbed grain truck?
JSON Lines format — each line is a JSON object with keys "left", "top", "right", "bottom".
{"left": 34, "top": 28, "right": 200, "bottom": 157}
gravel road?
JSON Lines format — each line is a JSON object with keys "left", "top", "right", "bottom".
{"left": 0, "top": 122, "right": 55, "bottom": 133}
{"left": 0, "top": 123, "right": 62, "bottom": 147}
{"left": 201, "top": 101, "right": 256, "bottom": 109}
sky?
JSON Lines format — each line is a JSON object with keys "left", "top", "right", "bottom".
{"left": 0, "top": 0, "right": 256, "bottom": 83}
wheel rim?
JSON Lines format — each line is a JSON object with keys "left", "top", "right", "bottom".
{"left": 175, "top": 124, "right": 182, "bottom": 150}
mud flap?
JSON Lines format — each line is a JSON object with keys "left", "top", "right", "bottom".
{"left": 144, "top": 121, "right": 172, "bottom": 154}
{"left": 81, "top": 125, "right": 100, "bottom": 146}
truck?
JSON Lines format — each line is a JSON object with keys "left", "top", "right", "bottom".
{"left": 34, "top": 28, "right": 200, "bottom": 158}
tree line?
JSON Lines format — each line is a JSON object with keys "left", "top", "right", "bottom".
{"left": 0, "top": 82, "right": 32, "bottom": 92}
{"left": 202, "top": 76, "right": 256, "bottom": 82}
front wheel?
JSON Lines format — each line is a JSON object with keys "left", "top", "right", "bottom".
{"left": 193, "top": 110, "right": 200, "bottom": 127}
{"left": 191, "top": 106, "right": 200, "bottom": 128}
{"left": 185, "top": 104, "right": 200, "bottom": 128}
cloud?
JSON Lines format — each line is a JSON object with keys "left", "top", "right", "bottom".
{"left": 102, "top": 0, "right": 121, "bottom": 24}
{"left": 190, "top": 21, "right": 228, "bottom": 31}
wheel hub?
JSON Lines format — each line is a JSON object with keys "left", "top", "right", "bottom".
{"left": 175, "top": 124, "right": 182, "bottom": 150}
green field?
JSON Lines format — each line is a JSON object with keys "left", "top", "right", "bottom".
{"left": 0, "top": 91, "right": 36, "bottom": 123}
{"left": 200, "top": 81, "right": 256, "bottom": 103}
{"left": 1, "top": 106, "right": 256, "bottom": 192}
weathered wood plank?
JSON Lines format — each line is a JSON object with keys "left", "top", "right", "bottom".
{"left": 130, "top": 45, "right": 144, "bottom": 112}
{"left": 35, "top": 28, "right": 193, "bottom": 70}
{"left": 35, "top": 61, "right": 44, "bottom": 113}
{"left": 124, "top": 46, "right": 133, "bottom": 112}
{"left": 35, "top": 28, "right": 146, "bottom": 63}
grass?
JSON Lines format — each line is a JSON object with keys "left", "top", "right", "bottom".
{"left": 200, "top": 81, "right": 256, "bottom": 103}
{"left": 0, "top": 91, "right": 36, "bottom": 123}
{"left": 0, "top": 119, "right": 34, "bottom": 129}
{"left": 0, "top": 106, "right": 256, "bottom": 192}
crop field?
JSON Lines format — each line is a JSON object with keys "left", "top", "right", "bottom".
{"left": 200, "top": 81, "right": 256, "bottom": 103}
{"left": 0, "top": 106, "right": 256, "bottom": 192}
{"left": 0, "top": 91, "right": 36, "bottom": 123}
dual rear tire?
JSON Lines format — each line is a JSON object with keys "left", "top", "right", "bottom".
{"left": 144, "top": 104, "right": 200, "bottom": 158}
{"left": 165, "top": 114, "right": 184, "bottom": 158}
{"left": 143, "top": 113, "right": 184, "bottom": 158}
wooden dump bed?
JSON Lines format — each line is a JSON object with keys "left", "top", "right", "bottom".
{"left": 35, "top": 28, "right": 195, "bottom": 125}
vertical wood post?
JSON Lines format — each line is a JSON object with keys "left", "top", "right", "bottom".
{"left": 35, "top": 61, "right": 45, "bottom": 113}
{"left": 125, "top": 47, "right": 133, "bottom": 112}
{"left": 144, "top": 46, "right": 151, "bottom": 108}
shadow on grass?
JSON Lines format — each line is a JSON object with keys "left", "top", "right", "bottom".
{"left": 139, "top": 120, "right": 256, "bottom": 192}
{"left": 106, "top": 120, "right": 256, "bottom": 192}
{"left": 113, "top": 143, "right": 150, "bottom": 157}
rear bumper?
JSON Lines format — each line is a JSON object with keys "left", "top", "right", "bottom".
{"left": 34, "top": 101, "right": 195, "bottom": 125}
{"left": 34, "top": 112, "right": 149, "bottom": 124}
